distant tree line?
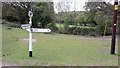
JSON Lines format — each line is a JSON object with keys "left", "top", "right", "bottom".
{"left": 53, "top": 2, "right": 118, "bottom": 36}
{"left": 2, "top": 2, "right": 120, "bottom": 36}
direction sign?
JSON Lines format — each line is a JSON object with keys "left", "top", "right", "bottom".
{"left": 32, "top": 28, "right": 51, "bottom": 32}
{"left": 26, "top": 28, "right": 31, "bottom": 32}
{"left": 21, "top": 24, "right": 30, "bottom": 29}
{"left": 26, "top": 28, "right": 51, "bottom": 33}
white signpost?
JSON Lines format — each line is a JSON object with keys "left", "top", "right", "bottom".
{"left": 21, "top": 11, "right": 51, "bottom": 57}
{"left": 26, "top": 28, "right": 51, "bottom": 33}
{"left": 21, "top": 24, "right": 30, "bottom": 29}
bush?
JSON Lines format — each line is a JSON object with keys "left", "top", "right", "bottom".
{"left": 88, "top": 31, "right": 97, "bottom": 37}
{"left": 47, "top": 23, "right": 58, "bottom": 32}
{"left": 95, "top": 25, "right": 112, "bottom": 36}
{"left": 67, "top": 27, "right": 77, "bottom": 35}
{"left": 48, "top": 23, "right": 112, "bottom": 36}
{"left": 67, "top": 27, "right": 96, "bottom": 36}
{"left": 80, "top": 27, "right": 96, "bottom": 36}
{"left": 2, "top": 20, "right": 21, "bottom": 28}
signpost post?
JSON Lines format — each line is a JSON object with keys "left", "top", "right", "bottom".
{"left": 21, "top": 11, "right": 51, "bottom": 57}
{"left": 28, "top": 11, "right": 33, "bottom": 57}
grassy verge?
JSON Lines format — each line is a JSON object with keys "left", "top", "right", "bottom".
{"left": 2, "top": 27, "right": 118, "bottom": 66}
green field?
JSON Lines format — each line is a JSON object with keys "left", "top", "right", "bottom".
{"left": 2, "top": 27, "right": 118, "bottom": 66}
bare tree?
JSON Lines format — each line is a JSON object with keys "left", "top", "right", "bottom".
{"left": 55, "top": 0, "right": 70, "bottom": 13}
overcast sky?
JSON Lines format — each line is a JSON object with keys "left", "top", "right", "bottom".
{"left": 53, "top": 0, "right": 115, "bottom": 13}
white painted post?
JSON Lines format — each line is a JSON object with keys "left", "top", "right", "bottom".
{"left": 21, "top": 11, "right": 51, "bottom": 57}
{"left": 28, "top": 11, "right": 33, "bottom": 57}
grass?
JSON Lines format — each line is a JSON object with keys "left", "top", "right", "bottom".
{"left": 0, "top": 24, "right": 2, "bottom": 66}
{"left": 2, "top": 27, "right": 118, "bottom": 66}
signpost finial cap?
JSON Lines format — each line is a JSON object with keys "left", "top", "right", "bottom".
{"left": 28, "top": 11, "right": 33, "bottom": 18}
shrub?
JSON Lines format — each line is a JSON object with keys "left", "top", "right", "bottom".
{"left": 67, "top": 27, "right": 96, "bottom": 36}
{"left": 47, "top": 23, "right": 58, "bottom": 32}
{"left": 95, "top": 25, "right": 112, "bottom": 36}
